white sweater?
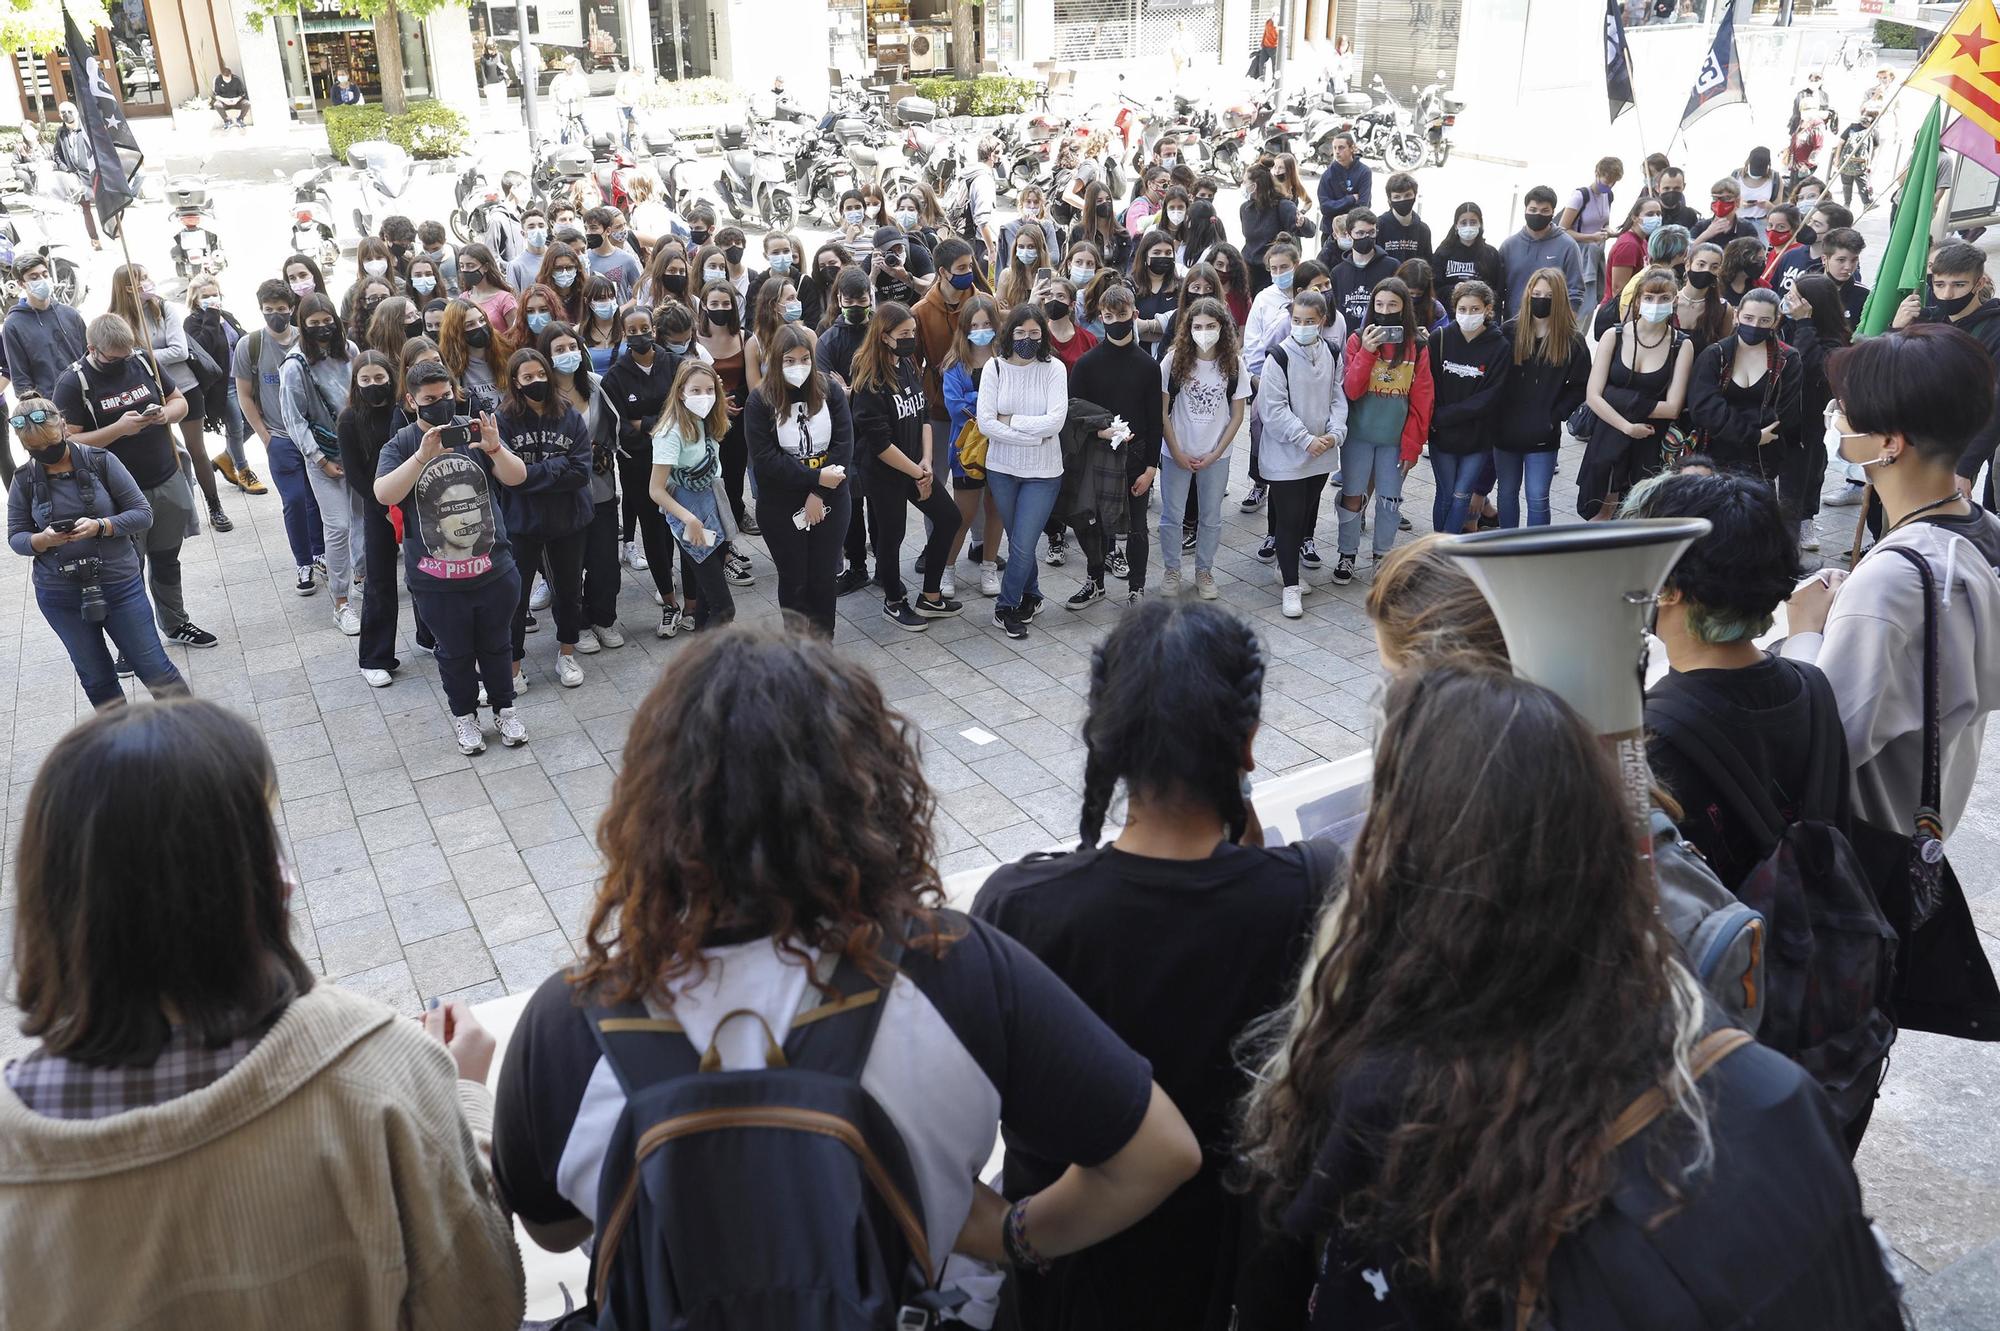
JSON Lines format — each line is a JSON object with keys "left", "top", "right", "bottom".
{"left": 976, "top": 357, "right": 1068, "bottom": 480}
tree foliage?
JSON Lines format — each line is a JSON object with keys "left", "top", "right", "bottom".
{"left": 3, "top": 0, "right": 111, "bottom": 54}
{"left": 240, "top": 0, "right": 465, "bottom": 33}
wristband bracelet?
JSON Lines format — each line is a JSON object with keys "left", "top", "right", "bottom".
{"left": 1002, "top": 1196, "right": 1051, "bottom": 1274}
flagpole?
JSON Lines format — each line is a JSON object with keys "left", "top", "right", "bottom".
{"left": 113, "top": 223, "right": 167, "bottom": 393}
{"left": 1833, "top": 0, "right": 1974, "bottom": 223}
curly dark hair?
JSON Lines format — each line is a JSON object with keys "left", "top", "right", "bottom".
{"left": 575, "top": 626, "right": 952, "bottom": 1002}
{"left": 1236, "top": 664, "right": 1712, "bottom": 1325}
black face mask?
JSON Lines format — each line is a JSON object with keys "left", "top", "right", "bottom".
{"left": 1349, "top": 236, "right": 1375, "bottom": 256}
{"left": 1042, "top": 300, "right": 1072, "bottom": 323}
{"left": 1795, "top": 225, "right": 1819, "bottom": 248}
{"left": 403, "top": 319, "right": 423, "bottom": 340}
{"left": 359, "top": 382, "right": 395, "bottom": 408}
{"left": 1660, "top": 190, "right": 1685, "bottom": 210}
{"left": 724, "top": 245, "right": 745, "bottom": 265}
{"left": 627, "top": 335, "right": 654, "bottom": 356}
{"left": 1390, "top": 199, "right": 1415, "bottom": 217}
{"left": 1529, "top": 295, "right": 1553, "bottom": 318}
{"left": 1096, "top": 201, "right": 1113, "bottom": 217}
{"left": 1147, "top": 255, "right": 1174, "bottom": 276}
{"left": 465, "top": 327, "right": 491, "bottom": 349}
{"left": 1524, "top": 213, "right": 1552, "bottom": 234}
{"left": 28, "top": 440, "right": 66, "bottom": 465}
{"left": 706, "top": 306, "right": 737, "bottom": 328}
{"left": 1934, "top": 289, "right": 1978, "bottom": 317}
{"left": 306, "top": 324, "right": 338, "bottom": 346}
{"left": 1687, "top": 269, "right": 1717, "bottom": 291}
{"left": 841, "top": 305, "right": 868, "bottom": 325}
{"left": 689, "top": 227, "right": 711, "bottom": 246}
{"left": 519, "top": 379, "right": 551, "bottom": 402}
{"left": 663, "top": 272, "right": 688, "bottom": 294}
{"left": 817, "top": 264, "right": 841, "bottom": 285}
{"left": 1103, "top": 317, "right": 1135, "bottom": 341}
{"left": 1738, "top": 324, "right": 1773, "bottom": 345}
{"left": 892, "top": 335, "right": 918, "bottom": 358}
{"left": 461, "top": 267, "right": 483, "bottom": 286}
{"left": 417, "top": 397, "right": 458, "bottom": 426}
{"left": 588, "top": 233, "right": 608, "bottom": 249}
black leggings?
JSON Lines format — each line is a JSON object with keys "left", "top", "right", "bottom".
{"left": 1267, "top": 476, "right": 1325, "bottom": 585}
{"left": 582, "top": 498, "right": 622, "bottom": 628}
{"left": 758, "top": 486, "right": 851, "bottom": 637}
{"left": 357, "top": 494, "right": 402, "bottom": 671}
{"left": 615, "top": 447, "right": 677, "bottom": 602}
{"left": 1075, "top": 486, "right": 1151, "bottom": 591}
{"left": 510, "top": 528, "right": 587, "bottom": 659}
{"left": 679, "top": 544, "right": 737, "bottom": 629}
{"left": 719, "top": 416, "right": 749, "bottom": 526}
{"left": 868, "top": 475, "right": 962, "bottom": 601}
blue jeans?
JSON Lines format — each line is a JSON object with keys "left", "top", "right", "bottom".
{"left": 266, "top": 435, "right": 325, "bottom": 568}
{"left": 987, "top": 471, "right": 1061, "bottom": 611}
{"left": 1493, "top": 450, "right": 1558, "bottom": 528}
{"left": 1157, "top": 448, "right": 1230, "bottom": 575}
{"left": 1335, "top": 439, "right": 1404, "bottom": 558}
{"left": 1430, "top": 451, "right": 1489, "bottom": 536}
{"left": 36, "top": 573, "right": 188, "bottom": 707}
{"left": 223, "top": 380, "right": 250, "bottom": 470}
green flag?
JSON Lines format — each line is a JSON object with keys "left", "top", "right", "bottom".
{"left": 1859, "top": 101, "right": 1943, "bottom": 336}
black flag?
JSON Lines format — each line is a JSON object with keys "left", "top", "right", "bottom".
{"left": 62, "top": 13, "right": 144, "bottom": 235}
{"left": 1680, "top": 5, "right": 1747, "bottom": 131}
{"left": 1604, "top": 0, "right": 1636, "bottom": 124}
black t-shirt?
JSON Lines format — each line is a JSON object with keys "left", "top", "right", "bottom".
{"left": 599, "top": 349, "right": 682, "bottom": 451}
{"left": 54, "top": 354, "right": 179, "bottom": 488}
{"left": 850, "top": 358, "right": 929, "bottom": 496}
{"left": 373, "top": 421, "right": 516, "bottom": 590}
{"left": 973, "top": 839, "right": 1326, "bottom": 1331}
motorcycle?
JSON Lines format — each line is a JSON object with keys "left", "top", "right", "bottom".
{"left": 165, "top": 177, "right": 226, "bottom": 282}
{"left": 0, "top": 194, "right": 87, "bottom": 308}
{"left": 288, "top": 164, "right": 341, "bottom": 270}
{"left": 450, "top": 162, "right": 501, "bottom": 244}
{"left": 790, "top": 128, "right": 857, "bottom": 225}
{"left": 1414, "top": 73, "right": 1464, "bottom": 169}
{"left": 587, "top": 133, "right": 643, "bottom": 214}
{"left": 639, "top": 128, "right": 691, "bottom": 213}
{"left": 713, "top": 115, "right": 798, "bottom": 233}
{"left": 1341, "top": 75, "right": 1426, "bottom": 174}
{"left": 532, "top": 137, "right": 593, "bottom": 204}
{"left": 345, "top": 140, "right": 422, "bottom": 241}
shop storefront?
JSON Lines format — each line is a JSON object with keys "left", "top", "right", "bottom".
{"left": 829, "top": 0, "right": 962, "bottom": 84}
{"left": 273, "top": 0, "right": 432, "bottom": 108}
{"left": 471, "top": 0, "right": 632, "bottom": 92}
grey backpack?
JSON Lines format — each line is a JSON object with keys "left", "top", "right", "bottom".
{"left": 1653, "top": 807, "right": 1768, "bottom": 1033}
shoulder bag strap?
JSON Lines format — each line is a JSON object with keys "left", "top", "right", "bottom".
{"left": 1881, "top": 545, "right": 1944, "bottom": 825}
{"left": 1793, "top": 661, "right": 1848, "bottom": 825}
{"left": 1646, "top": 689, "right": 1789, "bottom": 845}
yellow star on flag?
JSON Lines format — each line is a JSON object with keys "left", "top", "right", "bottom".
{"left": 1912, "top": 0, "right": 2000, "bottom": 141}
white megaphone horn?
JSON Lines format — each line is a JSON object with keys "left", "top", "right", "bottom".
{"left": 1445, "top": 518, "right": 1711, "bottom": 815}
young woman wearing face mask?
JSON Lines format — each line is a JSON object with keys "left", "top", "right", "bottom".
{"left": 747, "top": 325, "right": 853, "bottom": 636}
{"left": 346, "top": 278, "right": 394, "bottom": 351}
{"left": 1580, "top": 267, "right": 1695, "bottom": 520}
{"left": 1076, "top": 180, "right": 1129, "bottom": 273}
{"left": 539, "top": 323, "right": 627, "bottom": 652}
{"left": 1207, "top": 241, "right": 1250, "bottom": 326}
{"left": 1062, "top": 242, "right": 1106, "bottom": 334}
{"left": 282, "top": 293, "right": 366, "bottom": 636}
{"left": 745, "top": 275, "right": 803, "bottom": 398}
{"left": 439, "top": 298, "right": 513, "bottom": 416}
{"left": 849, "top": 302, "right": 964, "bottom": 629}
{"left": 978, "top": 307, "right": 1069, "bottom": 638}
{"left": 577, "top": 274, "right": 623, "bottom": 375}
{"left": 1000, "top": 185, "right": 1062, "bottom": 276}
{"left": 1427, "top": 281, "right": 1512, "bottom": 538}
{"left": 743, "top": 232, "right": 822, "bottom": 331}
{"left": 1688, "top": 287, "right": 1804, "bottom": 508}
{"left": 340, "top": 238, "right": 397, "bottom": 322}
{"left": 1157, "top": 297, "right": 1248, "bottom": 601}
{"left": 513, "top": 283, "right": 565, "bottom": 346}
{"left": 1333, "top": 278, "right": 1433, "bottom": 584}
{"left": 636, "top": 238, "right": 693, "bottom": 313}
{"left": 647, "top": 360, "right": 739, "bottom": 630}
{"left": 836, "top": 189, "right": 877, "bottom": 268}
{"left": 496, "top": 348, "right": 593, "bottom": 691}
{"left": 1040, "top": 275, "right": 1098, "bottom": 370}
{"left": 1779, "top": 274, "right": 1853, "bottom": 551}
{"left": 282, "top": 254, "right": 329, "bottom": 307}
{"left": 1734, "top": 145, "right": 1780, "bottom": 240}
{"left": 337, "top": 350, "right": 430, "bottom": 684}
{"left": 108, "top": 264, "right": 232, "bottom": 531}
{"left": 363, "top": 295, "right": 420, "bottom": 363}
{"left": 654, "top": 302, "right": 705, "bottom": 362}
{"left": 184, "top": 274, "right": 266, "bottom": 496}
{"left": 1240, "top": 161, "right": 1300, "bottom": 294}
{"left": 1493, "top": 269, "right": 1590, "bottom": 528}
{"left": 405, "top": 255, "right": 445, "bottom": 307}
{"left": 1253, "top": 290, "right": 1347, "bottom": 617}
{"left": 1678, "top": 241, "right": 1734, "bottom": 349}
{"left": 1129, "top": 230, "right": 1181, "bottom": 360}
{"left": 996, "top": 227, "right": 1051, "bottom": 310}
{"left": 6, "top": 395, "right": 188, "bottom": 705}
{"left": 1428, "top": 203, "right": 1505, "bottom": 314}
{"left": 806, "top": 241, "right": 853, "bottom": 316}
{"left": 533, "top": 241, "right": 589, "bottom": 323}
{"left": 694, "top": 279, "right": 759, "bottom": 552}
{"left": 456, "top": 242, "right": 519, "bottom": 334}
{"left": 603, "top": 305, "right": 691, "bottom": 634}
{"left": 1760, "top": 204, "right": 1804, "bottom": 286}
{"left": 940, "top": 294, "right": 1004, "bottom": 596}
{"left": 889, "top": 191, "right": 939, "bottom": 275}
{"left": 1607, "top": 197, "right": 1665, "bottom": 303}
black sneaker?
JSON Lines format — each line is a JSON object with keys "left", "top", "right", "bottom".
{"left": 1301, "top": 539, "right": 1324, "bottom": 571}
{"left": 912, "top": 594, "right": 962, "bottom": 619}
{"left": 1255, "top": 535, "right": 1277, "bottom": 564}
{"left": 835, "top": 565, "right": 872, "bottom": 596}
{"left": 1398, "top": 513, "right": 1413, "bottom": 532}
{"left": 1330, "top": 553, "right": 1356, "bottom": 586}
{"left": 1107, "top": 546, "right": 1129, "bottom": 579}
{"left": 1240, "top": 484, "right": 1266, "bottom": 513}
{"left": 295, "top": 565, "right": 317, "bottom": 596}
{"left": 724, "top": 551, "right": 755, "bottom": 586}
{"left": 115, "top": 654, "right": 135, "bottom": 677}
{"left": 524, "top": 611, "right": 539, "bottom": 634}
{"left": 1021, "top": 593, "right": 1045, "bottom": 621}
{"left": 968, "top": 541, "right": 984, "bottom": 564}
{"left": 992, "top": 606, "right": 1029, "bottom": 640}
{"left": 883, "top": 598, "right": 929, "bottom": 632}
{"left": 914, "top": 550, "right": 928, "bottom": 577}
{"left": 1044, "top": 536, "right": 1066, "bottom": 566}
{"left": 208, "top": 506, "right": 235, "bottom": 533}
{"left": 1181, "top": 527, "right": 1197, "bottom": 552}
{"left": 738, "top": 511, "right": 762, "bottom": 536}
{"left": 1065, "top": 578, "right": 1104, "bottom": 610}
{"left": 167, "top": 621, "right": 219, "bottom": 648}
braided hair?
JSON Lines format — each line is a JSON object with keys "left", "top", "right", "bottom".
{"left": 1077, "top": 600, "right": 1265, "bottom": 848}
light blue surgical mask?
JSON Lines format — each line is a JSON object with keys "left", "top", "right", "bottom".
{"left": 525, "top": 227, "right": 547, "bottom": 249}
{"left": 1273, "top": 269, "right": 1295, "bottom": 291}
{"left": 1291, "top": 322, "right": 1321, "bottom": 345}
{"left": 1069, "top": 264, "right": 1095, "bottom": 285}
{"left": 591, "top": 300, "right": 618, "bottom": 320}
{"left": 667, "top": 339, "right": 691, "bottom": 355}
{"left": 411, "top": 276, "right": 437, "bottom": 295}
{"left": 967, "top": 327, "right": 996, "bottom": 347}
{"left": 1639, "top": 214, "right": 1662, "bottom": 235}
{"left": 768, "top": 253, "right": 794, "bottom": 274}
{"left": 782, "top": 300, "right": 803, "bottom": 322}
{"left": 551, "top": 349, "right": 584, "bottom": 373}
{"left": 896, "top": 209, "right": 920, "bottom": 229}
{"left": 526, "top": 311, "right": 551, "bottom": 335}
{"left": 553, "top": 269, "right": 578, "bottom": 289}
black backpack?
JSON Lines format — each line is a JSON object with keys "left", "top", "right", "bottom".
{"left": 577, "top": 935, "right": 961, "bottom": 1331}
{"left": 1647, "top": 662, "right": 1898, "bottom": 1125}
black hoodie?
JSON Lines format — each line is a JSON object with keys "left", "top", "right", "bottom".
{"left": 1918, "top": 298, "right": 2000, "bottom": 483}
{"left": 1688, "top": 334, "right": 1804, "bottom": 474}
{"left": 1427, "top": 322, "right": 1512, "bottom": 455}
{"left": 1494, "top": 320, "right": 1592, "bottom": 453}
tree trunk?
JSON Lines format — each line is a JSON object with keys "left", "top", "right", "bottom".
{"left": 375, "top": 2, "right": 408, "bottom": 115}
{"left": 951, "top": 0, "right": 977, "bottom": 75}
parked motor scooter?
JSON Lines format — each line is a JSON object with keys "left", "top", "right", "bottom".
{"left": 1414, "top": 73, "right": 1464, "bottom": 168}
{"left": 346, "top": 140, "right": 421, "bottom": 240}
{"left": 165, "top": 177, "right": 225, "bottom": 282}
{"left": 713, "top": 115, "right": 799, "bottom": 232}
{"left": 450, "top": 162, "right": 500, "bottom": 244}
{"left": 790, "top": 127, "right": 857, "bottom": 225}
{"left": 288, "top": 164, "right": 341, "bottom": 270}
{"left": 0, "top": 182, "right": 88, "bottom": 308}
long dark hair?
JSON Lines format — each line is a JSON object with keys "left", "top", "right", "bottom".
{"left": 1236, "top": 664, "right": 1712, "bottom": 1325}
{"left": 759, "top": 323, "right": 826, "bottom": 415}
{"left": 502, "top": 347, "right": 562, "bottom": 418}
{"left": 576, "top": 627, "right": 950, "bottom": 1002}
{"left": 1079, "top": 601, "right": 1262, "bottom": 846}
{"left": 296, "top": 293, "right": 348, "bottom": 364}
{"left": 1165, "top": 295, "right": 1242, "bottom": 393}
{"left": 848, "top": 300, "right": 913, "bottom": 396}
{"left": 1364, "top": 276, "right": 1418, "bottom": 361}
{"left": 1791, "top": 273, "right": 1853, "bottom": 347}
{"left": 12, "top": 701, "right": 315, "bottom": 1065}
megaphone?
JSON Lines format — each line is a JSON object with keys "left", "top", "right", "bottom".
{"left": 1446, "top": 518, "right": 1711, "bottom": 812}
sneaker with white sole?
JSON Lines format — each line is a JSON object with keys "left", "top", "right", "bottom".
{"left": 523, "top": 611, "right": 539, "bottom": 634}
{"left": 1240, "top": 484, "right": 1266, "bottom": 512}
{"left": 530, "top": 575, "right": 551, "bottom": 610}
{"left": 992, "top": 606, "right": 1029, "bottom": 640}
{"left": 574, "top": 627, "right": 602, "bottom": 654}
{"left": 1824, "top": 483, "right": 1865, "bottom": 507}
{"left": 912, "top": 594, "right": 962, "bottom": 619}
{"left": 657, "top": 604, "right": 685, "bottom": 638}
{"left": 335, "top": 603, "right": 361, "bottom": 636}
{"left": 940, "top": 567, "right": 956, "bottom": 598}
{"left": 1065, "top": 578, "right": 1104, "bottom": 609}
{"left": 1044, "top": 538, "right": 1066, "bottom": 567}
{"left": 594, "top": 621, "right": 626, "bottom": 648}
{"left": 452, "top": 713, "right": 487, "bottom": 754}
{"left": 361, "top": 667, "right": 393, "bottom": 688}
{"left": 1282, "top": 586, "right": 1303, "bottom": 618}
{"left": 884, "top": 598, "right": 929, "bottom": 631}
{"left": 1162, "top": 569, "right": 1183, "bottom": 596}
{"left": 495, "top": 707, "right": 528, "bottom": 747}
{"left": 557, "top": 654, "right": 584, "bottom": 687}
{"left": 1255, "top": 536, "right": 1277, "bottom": 564}
{"left": 1331, "top": 553, "right": 1356, "bottom": 586}
{"left": 167, "top": 622, "right": 219, "bottom": 648}
{"left": 1107, "top": 546, "right": 1129, "bottom": 579}
{"left": 295, "top": 565, "right": 318, "bottom": 596}
{"left": 724, "top": 551, "right": 755, "bottom": 585}
{"left": 1800, "top": 519, "right": 1820, "bottom": 553}
{"left": 979, "top": 562, "right": 1001, "bottom": 596}
{"left": 1195, "top": 570, "right": 1219, "bottom": 600}
{"left": 623, "top": 540, "right": 649, "bottom": 570}
{"left": 1301, "top": 539, "right": 1324, "bottom": 570}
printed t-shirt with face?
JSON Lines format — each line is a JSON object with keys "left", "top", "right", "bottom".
{"left": 373, "top": 419, "right": 516, "bottom": 589}
{"left": 53, "top": 354, "right": 179, "bottom": 489}
{"left": 1160, "top": 349, "right": 1251, "bottom": 454}
{"left": 1347, "top": 349, "right": 1417, "bottom": 448}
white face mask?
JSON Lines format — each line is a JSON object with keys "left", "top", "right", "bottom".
{"left": 1456, "top": 224, "right": 1480, "bottom": 244}
{"left": 1336, "top": 236, "right": 1354, "bottom": 252}
{"left": 363, "top": 259, "right": 389, "bottom": 277}
{"left": 1191, "top": 327, "right": 1220, "bottom": 352}
{"left": 1290, "top": 322, "right": 1321, "bottom": 345}
{"left": 1456, "top": 313, "right": 1485, "bottom": 337}
{"left": 704, "top": 266, "right": 727, "bottom": 283}
{"left": 1639, "top": 299, "right": 1674, "bottom": 323}
{"left": 1166, "top": 208, "right": 1187, "bottom": 227}
{"left": 781, "top": 362, "right": 812, "bottom": 387}
{"left": 683, "top": 392, "right": 717, "bottom": 416}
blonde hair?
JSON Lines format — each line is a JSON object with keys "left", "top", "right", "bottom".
{"left": 1511, "top": 268, "right": 1579, "bottom": 367}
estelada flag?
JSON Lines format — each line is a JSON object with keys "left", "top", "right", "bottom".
{"left": 1911, "top": 0, "right": 2000, "bottom": 144}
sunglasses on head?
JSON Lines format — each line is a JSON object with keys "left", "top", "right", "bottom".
{"left": 9, "top": 409, "right": 54, "bottom": 429}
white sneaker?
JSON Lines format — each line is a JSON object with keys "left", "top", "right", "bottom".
{"left": 495, "top": 706, "right": 528, "bottom": 747}
{"left": 361, "top": 667, "right": 393, "bottom": 688}
{"left": 1282, "top": 586, "right": 1303, "bottom": 618}
{"left": 941, "top": 567, "right": 956, "bottom": 599}
{"left": 1824, "top": 483, "right": 1865, "bottom": 508}
{"left": 530, "top": 574, "right": 551, "bottom": 610}
{"left": 574, "top": 626, "right": 601, "bottom": 654}
{"left": 1800, "top": 519, "right": 1820, "bottom": 553}
{"left": 657, "top": 604, "right": 685, "bottom": 638}
{"left": 557, "top": 653, "right": 584, "bottom": 687}
{"left": 334, "top": 602, "right": 361, "bottom": 636}
{"left": 979, "top": 562, "right": 1000, "bottom": 597}
{"left": 623, "top": 540, "right": 649, "bottom": 571}
{"left": 452, "top": 713, "right": 487, "bottom": 754}
{"left": 1162, "top": 569, "right": 1182, "bottom": 597}
{"left": 1195, "top": 570, "right": 1219, "bottom": 600}
{"left": 593, "top": 620, "right": 626, "bottom": 648}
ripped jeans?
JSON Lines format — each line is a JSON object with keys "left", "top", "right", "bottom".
{"left": 1335, "top": 438, "right": 1404, "bottom": 558}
